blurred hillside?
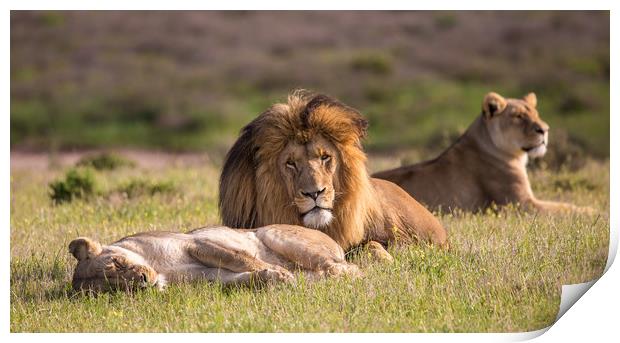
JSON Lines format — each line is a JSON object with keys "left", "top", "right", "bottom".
{"left": 10, "top": 11, "right": 609, "bottom": 160}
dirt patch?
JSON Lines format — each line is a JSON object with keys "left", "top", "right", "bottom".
{"left": 10, "top": 149, "right": 213, "bottom": 171}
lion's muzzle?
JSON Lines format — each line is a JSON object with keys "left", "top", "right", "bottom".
{"left": 296, "top": 187, "right": 334, "bottom": 228}
{"left": 302, "top": 207, "right": 334, "bottom": 229}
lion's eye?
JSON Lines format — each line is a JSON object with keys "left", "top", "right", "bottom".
{"left": 320, "top": 154, "right": 331, "bottom": 162}
{"left": 286, "top": 160, "right": 296, "bottom": 170}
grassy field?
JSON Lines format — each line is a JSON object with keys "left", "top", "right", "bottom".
{"left": 10, "top": 10, "right": 610, "bottom": 333}
{"left": 10, "top": 152, "right": 609, "bottom": 332}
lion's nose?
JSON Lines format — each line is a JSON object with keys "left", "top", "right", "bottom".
{"left": 301, "top": 188, "right": 326, "bottom": 200}
{"left": 534, "top": 125, "right": 547, "bottom": 135}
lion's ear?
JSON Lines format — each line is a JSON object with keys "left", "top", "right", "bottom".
{"left": 303, "top": 94, "right": 368, "bottom": 139}
{"left": 69, "top": 237, "right": 102, "bottom": 261}
{"left": 482, "top": 92, "right": 507, "bottom": 119}
{"left": 353, "top": 117, "right": 369, "bottom": 139}
{"left": 523, "top": 92, "right": 537, "bottom": 108}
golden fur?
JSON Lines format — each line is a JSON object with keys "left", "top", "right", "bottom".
{"left": 69, "top": 225, "right": 359, "bottom": 292}
{"left": 374, "top": 92, "right": 590, "bottom": 213}
{"left": 219, "top": 91, "right": 448, "bottom": 256}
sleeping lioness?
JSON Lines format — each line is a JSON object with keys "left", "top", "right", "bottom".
{"left": 373, "top": 92, "right": 589, "bottom": 213}
{"left": 69, "top": 225, "right": 359, "bottom": 292}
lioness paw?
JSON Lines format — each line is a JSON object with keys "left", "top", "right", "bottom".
{"left": 326, "top": 263, "right": 362, "bottom": 278}
{"left": 257, "top": 268, "right": 294, "bottom": 283}
{"left": 576, "top": 206, "right": 598, "bottom": 216}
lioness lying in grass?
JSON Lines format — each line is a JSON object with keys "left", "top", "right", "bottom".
{"left": 69, "top": 225, "right": 359, "bottom": 292}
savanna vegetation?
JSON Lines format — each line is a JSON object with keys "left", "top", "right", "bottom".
{"left": 11, "top": 11, "right": 609, "bottom": 158}
{"left": 10, "top": 153, "right": 608, "bottom": 332}
{"left": 10, "top": 11, "right": 609, "bottom": 332}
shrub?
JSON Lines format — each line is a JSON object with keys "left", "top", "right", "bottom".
{"left": 434, "top": 13, "right": 458, "bottom": 31}
{"left": 117, "top": 179, "right": 176, "bottom": 198}
{"left": 350, "top": 53, "right": 393, "bottom": 75}
{"left": 76, "top": 152, "right": 136, "bottom": 171}
{"left": 49, "top": 168, "right": 98, "bottom": 204}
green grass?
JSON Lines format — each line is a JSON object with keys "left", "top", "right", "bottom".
{"left": 10, "top": 156, "right": 609, "bottom": 332}
{"left": 10, "top": 79, "right": 610, "bottom": 158}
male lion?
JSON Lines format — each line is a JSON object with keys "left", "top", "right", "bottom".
{"left": 219, "top": 91, "right": 448, "bottom": 259}
{"left": 69, "top": 225, "right": 359, "bottom": 292}
{"left": 373, "top": 91, "right": 587, "bottom": 213}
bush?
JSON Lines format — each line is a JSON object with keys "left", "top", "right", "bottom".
{"left": 117, "top": 179, "right": 176, "bottom": 198}
{"left": 76, "top": 152, "right": 136, "bottom": 171}
{"left": 49, "top": 168, "right": 98, "bottom": 204}
{"left": 350, "top": 53, "right": 393, "bottom": 75}
{"left": 434, "top": 13, "right": 458, "bottom": 31}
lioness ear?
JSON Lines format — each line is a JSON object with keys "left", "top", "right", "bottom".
{"left": 482, "top": 92, "right": 507, "bottom": 119}
{"left": 69, "top": 237, "right": 102, "bottom": 261}
{"left": 523, "top": 92, "right": 537, "bottom": 108}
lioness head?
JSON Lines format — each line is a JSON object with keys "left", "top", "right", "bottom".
{"left": 69, "top": 237, "right": 160, "bottom": 292}
{"left": 482, "top": 92, "right": 549, "bottom": 159}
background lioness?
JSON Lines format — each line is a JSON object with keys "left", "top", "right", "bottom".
{"left": 374, "top": 92, "right": 589, "bottom": 213}
{"left": 69, "top": 225, "right": 359, "bottom": 292}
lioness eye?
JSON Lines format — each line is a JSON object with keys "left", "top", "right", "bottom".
{"left": 286, "top": 160, "right": 296, "bottom": 170}
{"left": 112, "top": 258, "right": 125, "bottom": 270}
{"left": 321, "top": 154, "right": 331, "bottom": 162}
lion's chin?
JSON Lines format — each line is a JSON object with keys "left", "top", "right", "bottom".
{"left": 302, "top": 208, "right": 333, "bottom": 229}
{"left": 525, "top": 144, "right": 547, "bottom": 159}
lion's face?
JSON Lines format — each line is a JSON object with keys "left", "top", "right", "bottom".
{"left": 69, "top": 237, "right": 160, "bottom": 292}
{"left": 278, "top": 134, "right": 338, "bottom": 229}
{"left": 219, "top": 91, "right": 373, "bottom": 248}
{"left": 483, "top": 92, "right": 549, "bottom": 159}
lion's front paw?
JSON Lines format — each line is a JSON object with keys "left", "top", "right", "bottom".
{"left": 366, "top": 241, "right": 394, "bottom": 263}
